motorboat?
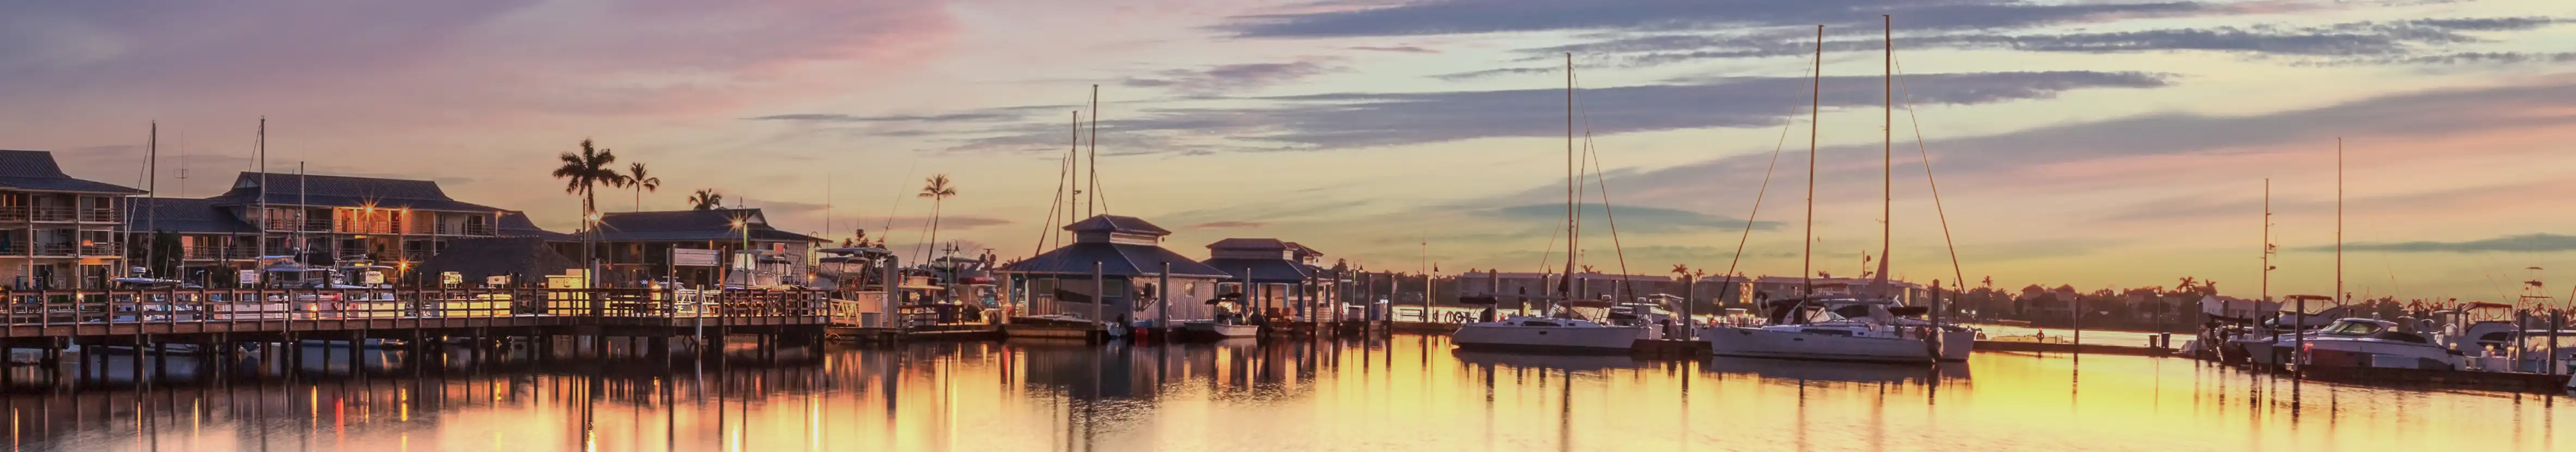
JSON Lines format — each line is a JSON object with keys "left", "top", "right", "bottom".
{"left": 2295, "top": 318, "right": 2460, "bottom": 370}
{"left": 1174, "top": 293, "right": 1261, "bottom": 341}
{"left": 1450, "top": 300, "right": 1651, "bottom": 354}
{"left": 1696, "top": 297, "right": 1976, "bottom": 364}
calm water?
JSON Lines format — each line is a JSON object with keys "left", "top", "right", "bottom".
{"left": 3, "top": 335, "right": 2569, "bottom": 451}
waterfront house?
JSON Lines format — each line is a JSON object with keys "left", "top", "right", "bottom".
{"left": 0, "top": 150, "right": 144, "bottom": 289}
{"left": 998, "top": 215, "right": 1231, "bottom": 325}
{"left": 580, "top": 208, "right": 826, "bottom": 288}
{"left": 122, "top": 172, "right": 521, "bottom": 286}
{"left": 1199, "top": 238, "right": 1342, "bottom": 320}
{"left": 210, "top": 172, "right": 512, "bottom": 266}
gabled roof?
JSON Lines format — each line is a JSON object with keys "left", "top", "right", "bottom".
{"left": 212, "top": 172, "right": 500, "bottom": 212}
{"left": 591, "top": 209, "right": 824, "bottom": 243}
{"left": 1200, "top": 258, "right": 1319, "bottom": 283}
{"left": 499, "top": 211, "right": 576, "bottom": 242}
{"left": 1063, "top": 215, "right": 1172, "bottom": 236}
{"left": 998, "top": 242, "right": 1230, "bottom": 278}
{"left": 127, "top": 198, "right": 256, "bottom": 234}
{"left": 0, "top": 150, "right": 145, "bottom": 194}
{"left": 1207, "top": 237, "right": 1289, "bottom": 251}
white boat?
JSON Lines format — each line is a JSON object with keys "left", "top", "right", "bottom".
{"left": 1451, "top": 301, "right": 1650, "bottom": 353}
{"left": 1698, "top": 298, "right": 1974, "bottom": 363}
{"left": 1178, "top": 320, "right": 1260, "bottom": 340}
{"left": 2296, "top": 318, "right": 2459, "bottom": 370}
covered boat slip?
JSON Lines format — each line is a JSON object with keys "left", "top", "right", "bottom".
{"left": 997, "top": 216, "right": 1231, "bottom": 331}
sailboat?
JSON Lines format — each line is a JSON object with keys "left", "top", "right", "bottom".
{"left": 1449, "top": 54, "right": 1655, "bottom": 354}
{"left": 1695, "top": 19, "right": 1976, "bottom": 364}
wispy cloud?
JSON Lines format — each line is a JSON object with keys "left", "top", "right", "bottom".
{"left": 1428, "top": 66, "right": 1554, "bottom": 81}
{"left": 1220, "top": 0, "right": 2227, "bottom": 38}
{"left": 742, "top": 112, "right": 1020, "bottom": 123}
{"left": 1533, "top": 17, "right": 2574, "bottom": 66}
{"left": 1192, "top": 220, "right": 1266, "bottom": 229}
{"left": 1482, "top": 203, "right": 1781, "bottom": 233}
{"left": 1348, "top": 45, "right": 1440, "bottom": 53}
{"left": 2303, "top": 234, "right": 2576, "bottom": 253}
{"left": 1122, "top": 59, "right": 1345, "bottom": 95}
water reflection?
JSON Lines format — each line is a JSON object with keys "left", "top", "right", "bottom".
{"left": 0, "top": 335, "right": 2568, "bottom": 451}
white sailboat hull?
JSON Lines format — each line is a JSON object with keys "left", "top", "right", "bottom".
{"left": 1179, "top": 321, "right": 1259, "bottom": 339}
{"left": 1451, "top": 323, "right": 1644, "bottom": 353}
{"left": 1699, "top": 326, "right": 1952, "bottom": 363}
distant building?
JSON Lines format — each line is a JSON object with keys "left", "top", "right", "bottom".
{"left": 126, "top": 172, "right": 520, "bottom": 286}
{"left": 0, "top": 150, "right": 144, "bottom": 289}
{"left": 578, "top": 208, "right": 826, "bottom": 288}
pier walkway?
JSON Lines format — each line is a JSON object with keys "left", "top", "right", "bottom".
{"left": 0, "top": 287, "right": 830, "bottom": 346}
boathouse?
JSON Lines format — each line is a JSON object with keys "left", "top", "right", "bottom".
{"left": 997, "top": 215, "right": 1229, "bottom": 325}
{"left": 1198, "top": 238, "right": 1339, "bottom": 320}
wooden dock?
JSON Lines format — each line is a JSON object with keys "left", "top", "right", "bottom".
{"left": 0, "top": 286, "right": 833, "bottom": 387}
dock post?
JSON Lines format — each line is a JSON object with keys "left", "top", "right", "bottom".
{"left": 1158, "top": 262, "right": 1171, "bottom": 340}
{"left": 2552, "top": 310, "right": 2564, "bottom": 375}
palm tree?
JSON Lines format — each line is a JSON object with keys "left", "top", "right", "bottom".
{"left": 628, "top": 162, "right": 660, "bottom": 211}
{"left": 553, "top": 139, "right": 629, "bottom": 289}
{"left": 687, "top": 189, "right": 723, "bottom": 210}
{"left": 916, "top": 174, "right": 959, "bottom": 261}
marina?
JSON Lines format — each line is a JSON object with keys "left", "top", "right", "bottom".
{"left": 9, "top": 2, "right": 2576, "bottom": 450}
{"left": 2, "top": 335, "right": 2569, "bottom": 451}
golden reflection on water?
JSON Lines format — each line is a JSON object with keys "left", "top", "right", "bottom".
{"left": 0, "top": 335, "right": 2567, "bottom": 451}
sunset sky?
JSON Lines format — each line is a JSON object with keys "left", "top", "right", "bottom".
{"left": 4, "top": 1, "right": 2573, "bottom": 302}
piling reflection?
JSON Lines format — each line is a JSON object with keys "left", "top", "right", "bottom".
{"left": 0, "top": 334, "right": 2568, "bottom": 451}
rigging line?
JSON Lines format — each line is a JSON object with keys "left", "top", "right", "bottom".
{"left": 1581, "top": 130, "right": 1637, "bottom": 299}
{"left": 1718, "top": 48, "right": 1812, "bottom": 302}
{"left": 1564, "top": 54, "right": 1628, "bottom": 295}
{"left": 1890, "top": 50, "right": 1968, "bottom": 294}
{"left": 1034, "top": 112, "right": 1078, "bottom": 260}
{"left": 881, "top": 155, "right": 919, "bottom": 231}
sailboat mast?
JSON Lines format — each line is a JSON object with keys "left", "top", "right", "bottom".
{"left": 1803, "top": 25, "right": 1821, "bottom": 298}
{"left": 1562, "top": 53, "right": 1577, "bottom": 299}
{"left": 135, "top": 122, "right": 157, "bottom": 278}
{"left": 1881, "top": 15, "right": 1892, "bottom": 290}
{"left": 1087, "top": 84, "right": 1100, "bottom": 217}
{"left": 2262, "top": 178, "right": 2271, "bottom": 306}
{"left": 2335, "top": 138, "right": 2343, "bottom": 306}
{"left": 255, "top": 117, "right": 267, "bottom": 277}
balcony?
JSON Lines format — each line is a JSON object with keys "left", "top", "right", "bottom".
{"left": 77, "top": 208, "right": 118, "bottom": 223}
{"left": 182, "top": 246, "right": 257, "bottom": 260}
{"left": 434, "top": 223, "right": 499, "bottom": 236}
{"left": 12, "top": 206, "right": 76, "bottom": 222}
{"left": 79, "top": 243, "right": 120, "bottom": 256}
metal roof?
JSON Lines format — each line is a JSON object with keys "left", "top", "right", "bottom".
{"left": 1199, "top": 258, "right": 1320, "bottom": 283}
{"left": 998, "top": 242, "right": 1230, "bottom": 278}
{"left": 213, "top": 172, "right": 501, "bottom": 212}
{"left": 0, "top": 150, "right": 145, "bottom": 194}
{"left": 1062, "top": 215, "right": 1172, "bottom": 235}
{"left": 127, "top": 198, "right": 257, "bottom": 234}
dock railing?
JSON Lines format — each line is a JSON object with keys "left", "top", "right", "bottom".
{"left": 0, "top": 286, "right": 831, "bottom": 338}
